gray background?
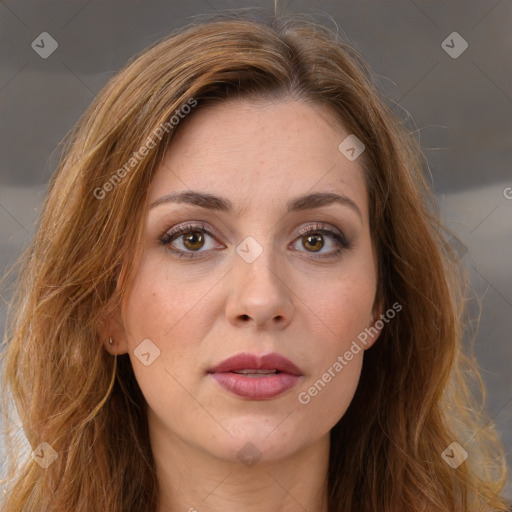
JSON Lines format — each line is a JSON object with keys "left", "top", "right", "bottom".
{"left": 1, "top": 0, "right": 511, "bottom": 500}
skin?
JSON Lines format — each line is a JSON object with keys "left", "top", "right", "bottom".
{"left": 104, "top": 98, "right": 382, "bottom": 512}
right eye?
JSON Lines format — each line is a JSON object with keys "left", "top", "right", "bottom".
{"left": 159, "top": 222, "right": 224, "bottom": 259}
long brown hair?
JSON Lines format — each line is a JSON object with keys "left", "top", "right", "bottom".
{"left": 1, "top": 10, "right": 509, "bottom": 512}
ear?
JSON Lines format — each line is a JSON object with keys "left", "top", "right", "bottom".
{"left": 363, "top": 294, "right": 385, "bottom": 350}
{"left": 97, "top": 301, "right": 130, "bottom": 356}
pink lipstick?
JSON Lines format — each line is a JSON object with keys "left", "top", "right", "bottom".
{"left": 208, "top": 352, "right": 303, "bottom": 400}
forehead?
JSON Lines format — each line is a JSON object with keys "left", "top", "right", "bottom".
{"left": 149, "top": 98, "right": 368, "bottom": 221}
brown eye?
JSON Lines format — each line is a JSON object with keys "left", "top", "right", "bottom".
{"left": 291, "top": 224, "right": 351, "bottom": 259}
{"left": 302, "top": 233, "right": 324, "bottom": 252}
{"left": 159, "top": 222, "right": 222, "bottom": 259}
{"left": 182, "top": 231, "right": 205, "bottom": 251}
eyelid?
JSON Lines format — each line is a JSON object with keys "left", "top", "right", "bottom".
{"left": 294, "top": 222, "right": 345, "bottom": 240}
{"left": 159, "top": 221, "right": 223, "bottom": 246}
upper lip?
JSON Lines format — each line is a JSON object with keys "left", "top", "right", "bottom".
{"left": 208, "top": 352, "right": 303, "bottom": 376}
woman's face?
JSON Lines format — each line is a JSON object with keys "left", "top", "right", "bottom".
{"left": 110, "top": 98, "right": 381, "bottom": 465}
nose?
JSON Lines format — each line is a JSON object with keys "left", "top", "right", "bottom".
{"left": 225, "top": 244, "right": 294, "bottom": 330}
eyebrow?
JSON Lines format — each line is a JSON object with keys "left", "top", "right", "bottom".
{"left": 149, "top": 190, "right": 363, "bottom": 222}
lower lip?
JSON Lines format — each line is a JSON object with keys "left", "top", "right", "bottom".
{"left": 210, "top": 372, "right": 301, "bottom": 400}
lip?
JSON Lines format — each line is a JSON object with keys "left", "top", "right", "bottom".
{"left": 208, "top": 352, "right": 303, "bottom": 400}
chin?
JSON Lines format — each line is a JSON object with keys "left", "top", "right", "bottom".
{"left": 197, "top": 417, "right": 317, "bottom": 464}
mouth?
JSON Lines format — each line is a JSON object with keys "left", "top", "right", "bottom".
{"left": 231, "top": 369, "right": 280, "bottom": 376}
{"left": 207, "top": 352, "right": 303, "bottom": 400}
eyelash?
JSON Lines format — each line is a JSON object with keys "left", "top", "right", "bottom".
{"left": 158, "top": 222, "right": 352, "bottom": 260}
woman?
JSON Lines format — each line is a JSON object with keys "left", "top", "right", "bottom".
{"left": 1, "top": 10, "right": 509, "bottom": 512}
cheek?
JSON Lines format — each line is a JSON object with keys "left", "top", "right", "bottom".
{"left": 122, "top": 253, "right": 215, "bottom": 345}
{"left": 294, "top": 292, "right": 368, "bottom": 430}
{"left": 121, "top": 254, "right": 220, "bottom": 402}
{"left": 298, "top": 355, "right": 363, "bottom": 430}
{"left": 305, "top": 262, "right": 376, "bottom": 357}
{"left": 120, "top": 263, "right": 204, "bottom": 430}
{"left": 294, "top": 258, "right": 375, "bottom": 423}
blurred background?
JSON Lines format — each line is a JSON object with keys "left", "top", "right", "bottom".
{"left": 1, "top": 0, "right": 511, "bottom": 500}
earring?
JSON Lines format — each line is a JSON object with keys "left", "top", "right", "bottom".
{"left": 108, "top": 337, "right": 113, "bottom": 345}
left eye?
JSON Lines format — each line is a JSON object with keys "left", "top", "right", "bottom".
{"left": 159, "top": 222, "right": 350, "bottom": 259}
{"left": 290, "top": 224, "right": 351, "bottom": 258}
{"left": 291, "top": 229, "right": 343, "bottom": 255}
